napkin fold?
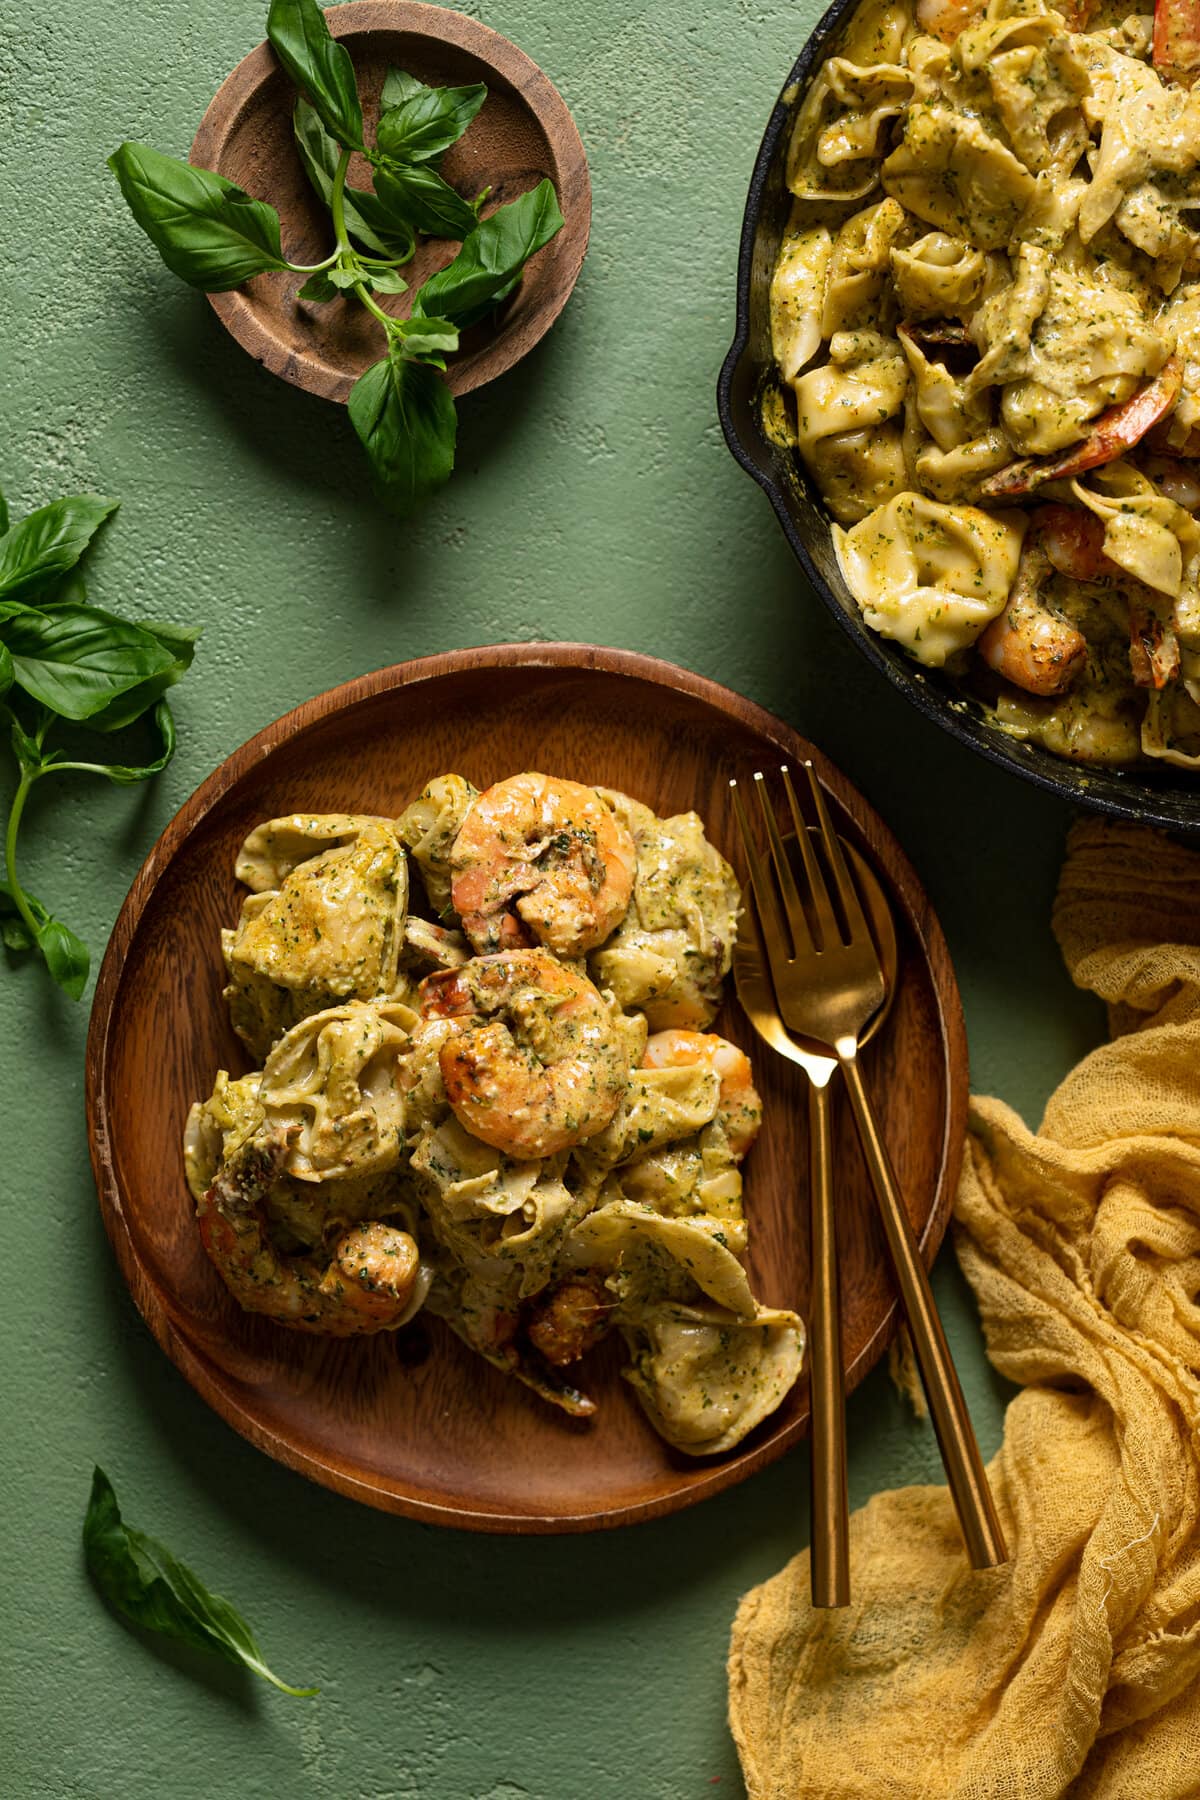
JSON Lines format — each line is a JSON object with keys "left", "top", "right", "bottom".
{"left": 728, "top": 819, "right": 1200, "bottom": 1800}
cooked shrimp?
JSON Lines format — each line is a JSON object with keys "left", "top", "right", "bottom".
{"left": 1143, "top": 456, "right": 1200, "bottom": 511}
{"left": 419, "top": 949, "right": 629, "bottom": 1159}
{"left": 977, "top": 510, "right": 1093, "bottom": 697}
{"left": 1129, "top": 587, "right": 1181, "bottom": 689}
{"left": 450, "top": 773, "right": 636, "bottom": 958}
{"left": 642, "top": 1030, "right": 763, "bottom": 1158}
{"left": 197, "top": 1133, "right": 420, "bottom": 1335}
{"left": 525, "top": 1274, "right": 615, "bottom": 1366}
{"left": 915, "top": 0, "right": 984, "bottom": 41}
{"left": 981, "top": 359, "right": 1183, "bottom": 499}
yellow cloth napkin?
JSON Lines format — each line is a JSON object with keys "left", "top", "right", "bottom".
{"left": 728, "top": 818, "right": 1200, "bottom": 1800}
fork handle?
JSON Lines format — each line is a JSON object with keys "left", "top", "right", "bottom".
{"left": 808, "top": 1079, "right": 850, "bottom": 1606}
{"left": 839, "top": 1049, "right": 1009, "bottom": 1571}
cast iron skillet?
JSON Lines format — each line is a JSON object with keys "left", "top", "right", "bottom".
{"left": 717, "top": 0, "right": 1200, "bottom": 833}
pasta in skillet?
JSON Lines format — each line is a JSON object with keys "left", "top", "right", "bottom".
{"left": 771, "top": 0, "right": 1200, "bottom": 768}
{"left": 184, "top": 772, "right": 804, "bottom": 1455}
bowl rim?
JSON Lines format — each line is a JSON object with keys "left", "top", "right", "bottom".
{"left": 190, "top": 0, "right": 591, "bottom": 402}
{"left": 715, "top": 0, "right": 1200, "bottom": 833}
{"left": 84, "top": 641, "right": 967, "bottom": 1532}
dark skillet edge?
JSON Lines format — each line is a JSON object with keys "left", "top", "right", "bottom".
{"left": 716, "top": 3, "right": 1200, "bottom": 835}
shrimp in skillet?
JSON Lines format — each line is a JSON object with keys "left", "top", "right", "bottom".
{"left": 419, "top": 949, "right": 629, "bottom": 1159}
{"left": 450, "top": 773, "right": 636, "bottom": 958}
{"left": 977, "top": 506, "right": 1101, "bottom": 697}
{"left": 641, "top": 1029, "right": 763, "bottom": 1158}
{"left": 196, "top": 1132, "right": 421, "bottom": 1335}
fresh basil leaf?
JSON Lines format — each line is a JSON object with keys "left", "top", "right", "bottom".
{"left": 43, "top": 567, "right": 89, "bottom": 607}
{"left": 366, "top": 267, "right": 407, "bottom": 296}
{"left": 292, "top": 98, "right": 413, "bottom": 260}
{"left": 392, "top": 315, "right": 459, "bottom": 363}
{"left": 36, "top": 916, "right": 89, "bottom": 999}
{"left": 380, "top": 67, "right": 425, "bottom": 110}
{"left": 83, "top": 624, "right": 198, "bottom": 733}
{"left": 73, "top": 698, "right": 177, "bottom": 783}
{"left": 0, "top": 879, "right": 47, "bottom": 922}
{"left": 0, "top": 641, "right": 11, "bottom": 699}
{"left": 109, "top": 145, "right": 287, "bottom": 291}
{"left": 297, "top": 270, "right": 337, "bottom": 303}
{"left": 327, "top": 267, "right": 361, "bottom": 290}
{"left": 372, "top": 159, "right": 478, "bottom": 242}
{"left": 74, "top": 626, "right": 194, "bottom": 732}
{"left": 375, "top": 83, "right": 486, "bottom": 165}
{"left": 0, "top": 879, "right": 46, "bottom": 952}
{"left": 4, "top": 604, "right": 178, "bottom": 721}
{"left": 0, "top": 496, "right": 119, "bottom": 604}
{"left": 84, "top": 1468, "right": 318, "bottom": 1697}
{"left": 413, "top": 179, "right": 563, "bottom": 325}
{"left": 268, "top": 0, "right": 362, "bottom": 150}
{"left": 7, "top": 710, "right": 43, "bottom": 774}
{"left": 0, "top": 487, "right": 8, "bottom": 536}
{"left": 348, "top": 350, "right": 457, "bottom": 516}
{"left": 136, "top": 620, "right": 201, "bottom": 664}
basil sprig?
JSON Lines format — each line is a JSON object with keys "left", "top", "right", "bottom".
{"left": 84, "top": 1468, "right": 317, "bottom": 1698}
{"left": 0, "top": 482, "right": 196, "bottom": 999}
{"left": 109, "top": 0, "right": 564, "bottom": 514}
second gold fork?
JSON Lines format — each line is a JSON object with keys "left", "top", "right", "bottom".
{"left": 732, "top": 764, "right": 1008, "bottom": 1573}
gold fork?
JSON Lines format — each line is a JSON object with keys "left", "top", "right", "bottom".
{"left": 735, "top": 828, "right": 895, "bottom": 1609}
{"left": 731, "top": 763, "right": 1008, "bottom": 1572}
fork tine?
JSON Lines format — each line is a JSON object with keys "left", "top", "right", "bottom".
{"left": 753, "top": 770, "right": 814, "bottom": 957}
{"left": 781, "top": 764, "right": 843, "bottom": 949}
{"left": 803, "top": 762, "right": 871, "bottom": 940}
{"left": 730, "top": 779, "right": 797, "bottom": 970}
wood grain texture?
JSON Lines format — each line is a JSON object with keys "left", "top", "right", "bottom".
{"left": 189, "top": 2, "right": 591, "bottom": 401}
{"left": 85, "top": 645, "right": 969, "bottom": 1532}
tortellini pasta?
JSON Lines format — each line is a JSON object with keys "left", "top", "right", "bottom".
{"left": 561, "top": 1201, "right": 802, "bottom": 1453}
{"left": 772, "top": 0, "right": 1200, "bottom": 769}
{"left": 588, "top": 792, "right": 742, "bottom": 1030}
{"left": 222, "top": 815, "right": 410, "bottom": 1058}
{"left": 834, "top": 493, "right": 1026, "bottom": 661}
{"left": 396, "top": 774, "right": 478, "bottom": 919}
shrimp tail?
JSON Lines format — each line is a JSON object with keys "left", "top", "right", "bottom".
{"left": 1129, "top": 588, "right": 1182, "bottom": 689}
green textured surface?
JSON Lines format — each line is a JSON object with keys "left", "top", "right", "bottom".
{"left": 0, "top": 2, "right": 1106, "bottom": 1795}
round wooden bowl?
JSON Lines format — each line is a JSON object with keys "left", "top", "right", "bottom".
{"left": 85, "top": 645, "right": 968, "bottom": 1533}
{"left": 189, "top": 3, "right": 590, "bottom": 401}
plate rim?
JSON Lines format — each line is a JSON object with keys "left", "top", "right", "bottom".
{"left": 85, "top": 642, "right": 968, "bottom": 1532}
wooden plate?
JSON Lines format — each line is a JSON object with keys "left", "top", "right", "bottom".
{"left": 85, "top": 645, "right": 967, "bottom": 1532}
{"left": 189, "top": 2, "right": 590, "bottom": 403}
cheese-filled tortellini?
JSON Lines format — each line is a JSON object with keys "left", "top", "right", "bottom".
{"left": 223, "top": 815, "right": 410, "bottom": 1058}
{"left": 621, "top": 1302, "right": 805, "bottom": 1456}
{"left": 185, "top": 999, "right": 423, "bottom": 1305}
{"left": 890, "top": 232, "right": 985, "bottom": 319}
{"left": 396, "top": 773, "right": 478, "bottom": 919}
{"left": 771, "top": 0, "right": 1200, "bottom": 769}
{"left": 771, "top": 226, "right": 833, "bottom": 380}
{"left": 561, "top": 1201, "right": 804, "bottom": 1454}
{"left": 835, "top": 493, "right": 1026, "bottom": 664}
{"left": 257, "top": 997, "right": 417, "bottom": 1181}
{"left": 589, "top": 792, "right": 741, "bottom": 1031}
